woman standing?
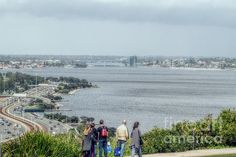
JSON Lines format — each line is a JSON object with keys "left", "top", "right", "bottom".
{"left": 130, "top": 122, "right": 142, "bottom": 157}
{"left": 82, "top": 124, "right": 93, "bottom": 157}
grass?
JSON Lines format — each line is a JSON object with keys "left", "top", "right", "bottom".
{"left": 2, "top": 131, "right": 236, "bottom": 157}
{"left": 2, "top": 131, "right": 81, "bottom": 157}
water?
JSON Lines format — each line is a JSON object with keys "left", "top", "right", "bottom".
{"left": 5, "top": 67, "right": 236, "bottom": 132}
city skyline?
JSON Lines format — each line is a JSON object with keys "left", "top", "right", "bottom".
{"left": 0, "top": 0, "right": 236, "bottom": 57}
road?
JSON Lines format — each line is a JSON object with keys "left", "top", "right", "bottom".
{"left": 22, "top": 86, "right": 71, "bottom": 134}
{"left": 0, "top": 86, "right": 70, "bottom": 142}
{"left": 0, "top": 97, "right": 47, "bottom": 142}
{"left": 0, "top": 102, "right": 45, "bottom": 132}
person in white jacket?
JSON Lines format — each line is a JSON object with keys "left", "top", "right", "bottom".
{"left": 116, "top": 120, "right": 129, "bottom": 157}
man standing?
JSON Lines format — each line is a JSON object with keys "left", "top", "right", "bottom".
{"left": 97, "top": 119, "right": 108, "bottom": 157}
{"left": 116, "top": 120, "right": 129, "bottom": 157}
{"left": 90, "top": 123, "right": 98, "bottom": 157}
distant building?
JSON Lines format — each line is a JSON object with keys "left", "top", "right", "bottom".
{"left": 74, "top": 60, "right": 88, "bottom": 68}
{"left": 129, "top": 56, "right": 137, "bottom": 67}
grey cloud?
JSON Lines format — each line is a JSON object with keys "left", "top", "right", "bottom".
{"left": 0, "top": 0, "right": 236, "bottom": 28}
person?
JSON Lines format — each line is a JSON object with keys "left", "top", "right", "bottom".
{"left": 97, "top": 119, "right": 109, "bottom": 157}
{"left": 107, "top": 141, "right": 112, "bottom": 154}
{"left": 90, "top": 123, "right": 98, "bottom": 157}
{"left": 116, "top": 120, "right": 129, "bottom": 157}
{"left": 130, "top": 122, "right": 142, "bottom": 157}
{"left": 82, "top": 124, "right": 93, "bottom": 157}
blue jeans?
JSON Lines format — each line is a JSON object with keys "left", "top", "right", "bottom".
{"left": 94, "top": 144, "right": 97, "bottom": 157}
{"left": 99, "top": 139, "right": 107, "bottom": 157}
{"left": 118, "top": 140, "right": 126, "bottom": 157}
{"left": 131, "top": 146, "right": 142, "bottom": 157}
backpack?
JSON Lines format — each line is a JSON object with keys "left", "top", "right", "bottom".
{"left": 101, "top": 127, "right": 108, "bottom": 137}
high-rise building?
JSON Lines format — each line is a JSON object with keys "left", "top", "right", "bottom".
{"left": 129, "top": 56, "right": 137, "bottom": 67}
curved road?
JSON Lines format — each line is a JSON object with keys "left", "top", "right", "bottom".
{"left": 0, "top": 102, "right": 47, "bottom": 142}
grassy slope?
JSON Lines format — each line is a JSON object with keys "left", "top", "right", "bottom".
{"left": 2, "top": 132, "right": 81, "bottom": 157}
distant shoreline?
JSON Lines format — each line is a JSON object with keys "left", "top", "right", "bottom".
{"left": 1, "top": 66, "right": 236, "bottom": 72}
{"left": 169, "top": 67, "right": 226, "bottom": 71}
{"left": 68, "top": 89, "right": 80, "bottom": 95}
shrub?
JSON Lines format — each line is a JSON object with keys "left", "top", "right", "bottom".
{"left": 218, "top": 109, "right": 236, "bottom": 146}
{"left": 141, "top": 109, "right": 236, "bottom": 154}
{"left": 2, "top": 132, "right": 81, "bottom": 157}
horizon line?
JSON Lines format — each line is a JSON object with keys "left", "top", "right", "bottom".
{"left": 0, "top": 54, "right": 235, "bottom": 58}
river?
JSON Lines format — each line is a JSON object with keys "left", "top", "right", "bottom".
{"left": 5, "top": 67, "right": 236, "bottom": 132}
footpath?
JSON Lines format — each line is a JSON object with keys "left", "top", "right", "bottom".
{"left": 142, "top": 148, "right": 236, "bottom": 157}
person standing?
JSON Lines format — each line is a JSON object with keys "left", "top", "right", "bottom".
{"left": 116, "top": 120, "right": 129, "bottom": 157}
{"left": 90, "top": 123, "right": 98, "bottom": 157}
{"left": 97, "top": 119, "right": 108, "bottom": 157}
{"left": 82, "top": 124, "right": 93, "bottom": 157}
{"left": 130, "top": 122, "right": 142, "bottom": 157}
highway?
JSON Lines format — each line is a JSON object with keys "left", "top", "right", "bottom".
{"left": 0, "top": 85, "right": 70, "bottom": 142}
{"left": 0, "top": 103, "right": 46, "bottom": 132}
{"left": 0, "top": 98, "right": 47, "bottom": 143}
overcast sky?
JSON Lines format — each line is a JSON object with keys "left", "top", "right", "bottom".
{"left": 0, "top": 0, "right": 236, "bottom": 57}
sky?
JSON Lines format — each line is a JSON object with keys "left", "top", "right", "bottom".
{"left": 0, "top": 0, "right": 236, "bottom": 57}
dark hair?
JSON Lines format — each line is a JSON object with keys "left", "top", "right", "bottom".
{"left": 99, "top": 119, "right": 104, "bottom": 125}
{"left": 133, "top": 121, "right": 139, "bottom": 130}
{"left": 90, "top": 123, "right": 95, "bottom": 128}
